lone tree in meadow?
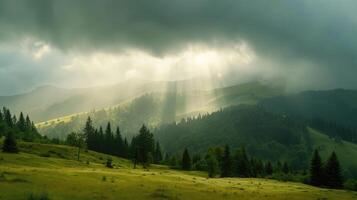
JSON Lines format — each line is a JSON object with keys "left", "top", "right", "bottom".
{"left": 324, "top": 151, "right": 343, "bottom": 188}
{"left": 182, "top": 148, "right": 191, "bottom": 170}
{"left": 310, "top": 149, "right": 324, "bottom": 186}
{"left": 66, "top": 132, "right": 85, "bottom": 161}
{"left": 221, "top": 145, "right": 232, "bottom": 177}
{"left": 2, "top": 131, "right": 18, "bottom": 153}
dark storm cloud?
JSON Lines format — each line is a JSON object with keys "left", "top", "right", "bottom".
{"left": 0, "top": 0, "right": 357, "bottom": 90}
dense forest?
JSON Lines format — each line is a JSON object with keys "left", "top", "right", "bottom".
{"left": 0, "top": 107, "right": 41, "bottom": 141}
{"left": 155, "top": 105, "right": 312, "bottom": 170}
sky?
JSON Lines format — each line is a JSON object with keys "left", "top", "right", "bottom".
{"left": 0, "top": 0, "right": 356, "bottom": 95}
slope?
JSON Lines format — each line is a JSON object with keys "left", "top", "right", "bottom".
{"left": 0, "top": 142, "right": 356, "bottom": 200}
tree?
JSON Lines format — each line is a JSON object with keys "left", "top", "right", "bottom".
{"left": 66, "top": 132, "right": 85, "bottom": 161}
{"left": 83, "top": 117, "right": 95, "bottom": 150}
{"left": 105, "top": 122, "right": 114, "bottom": 154}
{"left": 310, "top": 149, "right": 324, "bottom": 186}
{"left": 182, "top": 148, "right": 191, "bottom": 170}
{"left": 265, "top": 161, "right": 273, "bottom": 176}
{"left": 282, "top": 162, "right": 290, "bottom": 174}
{"left": 324, "top": 151, "right": 343, "bottom": 188}
{"left": 154, "top": 141, "right": 163, "bottom": 164}
{"left": 221, "top": 145, "right": 232, "bottom": 177}
{"left": 206, "top": 154, "right": 219, "bottom": 178}
{"left": 17, "top": 112, "right": 26, "bottom": 132}
{"left": 106, "top": 157, "right": 113, "bottom": 168}
{"left": 131, "top": 125, "right": 155, "bottom": 167}
{"left": 233, "top": 147, "right": 250, "bottom": 177}
{"left": 115, "top": 126, "right": 124, "bottom": 157}
{"left": 2, "top": 131, "right": 18, "bottom": 153}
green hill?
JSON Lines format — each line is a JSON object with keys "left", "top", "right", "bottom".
{"left": 1, "top": 142, "right": 356, "bottom": 200}
{"left": 37, "top": 81, "right": 283, "bottom": 139}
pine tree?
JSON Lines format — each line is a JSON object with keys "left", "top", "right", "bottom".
{"left": 105, "top": 122, "right": 114, "bottom": 154}
{"left": 25, "top": 115, "right": 32, "bottom": 131}
{"left": 282, "top": 162, "right": 290, "bottom": 174}
{"left": 310, "top": 149, "right": 324, "bottom": 186}
{"left": 154, "top": 141, "right": 163, "bottom": 164}
{"left": 2, "top": 131, "right": 18, "bottom": 153}
{"left": 17, "top": 112, "right": 26, "bottom": 132}
{"left": 83, "top": 117, "right": 95, "bottom": 150}
{"left": 182, "top": 148, "right": 191, "bottom": 170}
{"left": 233, "top": 147, "right": 250, "bottom": 177}
{"left": 206, "top": 154, "right": 219, "bottom": 178}
{"left": 115, "top": 126, "right": 124, "bottom": 157}
{"left": 265, "top": 161, "right": 273, "bottom": 176}
{"left": 221, "top": 145, "right": 232, "bottom": 177}
{"left": 324, "top": 151, "right": 343, "bottom": 188}
{"left": 4, "top": 108, "right": 13, "bottom": 128}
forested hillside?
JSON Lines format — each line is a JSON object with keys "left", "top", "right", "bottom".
{"left": 155, "top": 105, "right": 312, "bottom": 169}
{"left": 259, "top": 89, "right": 357, "bottom": 143}
{"left": 37, "top": 81, "right": 283, "bottom": 139}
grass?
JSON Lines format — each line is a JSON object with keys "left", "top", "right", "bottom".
{"left": 0, "top": 142, "right": 356, "bottom": 200}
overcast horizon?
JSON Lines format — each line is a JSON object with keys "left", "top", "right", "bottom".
{"left": 1, "top": 0, "right": 357, "bottom": 95}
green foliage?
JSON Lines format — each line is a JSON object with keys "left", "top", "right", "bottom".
{"left": 27, "top": 192, "right": 50, "bottom": 200}
{"left": 325, "top": 151, "right": 344, "bottom": 188}
{"left": 106, "top": 157, "right": 113, "bottom": 168}
{"left": 206, "top": 154, "right": 219, "bottom": 178}
{"left": 156, "top": 105, "right": 311, "bottom": 167}
{"left": 310, "top": 149, "right": 323, "bottom": 186}
{"left": 2, "top": 131, "right": 18, "bottom": 153}
{"left": 182, "top": 148, "right": 191, "bottom": 170}
{"left": 221, "top": 145, "right": 232, "bottom": 177}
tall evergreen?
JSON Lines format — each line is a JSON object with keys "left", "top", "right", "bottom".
{"left": 132, "top": 125, "right": 155, "bottom": 166}
{"left": 324, "top": 151, "right": 343, "bottom": 188}
{"left": 115, "top": 126, "right": 124, "bottom": 157}
{"left": 2, "top": 131, "right": 18, "bottom": 153}
{"left": 310, "top": 149, "right": 324, "bottom": 186}
{"left": 206, "top": 154, "right": 219, "bottom": 178}
{"left": 282, "top": 162, "right": 290, "bottom": 174}
{"left": 105, "top": 122, "right": 114, "bottom": 154}
{"left": 221, "top": 145, "right": 232, "bottom": 177}
{"left": 17, "top": 112, "right": 26, "bottom": 132}
{"left": 233, "top": 147, "right": 250, "bottom": 177}
{"left": 265, "top": 161, "right": 273, "bottom": 175}
{"left": 83, "top": 117, "right": 95, "bottom": 150}
{"left": 154, "top": 141, "right": 163, "bottom": 164}
{"left": 182, "top": 148, "right": 191, "bottom": 170}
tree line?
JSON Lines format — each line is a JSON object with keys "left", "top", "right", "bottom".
{"left": 65, "top": 117, "right": 163, "bottom": 166}
{"left": 1, "top": 107, "right": 42, "bottom": 153}
{"left": 163, "top": 145, "right": 343, "bottom": 190}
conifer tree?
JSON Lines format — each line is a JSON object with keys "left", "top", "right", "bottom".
{"left": 182, "top": 148, "right": 191, "bottom": 170}
{"left": 265, "top": 161, "right": 273, "bottom": 176}
{"left": 310, "top": 149, "right": 324, "bottom": 186}
{"left": 2, "top": 131, "right": 18, "bottom": 153}
{"left": 17, "top": 112, "right": 26, "bottom": 132}
{"left": 324, "top": 151, "right": 343, "bottom": 188}
{"left": 105, "top": 122, "right": 114, "bottom": 154}
{"left": 83, "top": 117, "right": 95, "bottom": 150}
{"left": 206, "top": 154, "right": 219, "bottom": 178}
{"left": 115, "top": 126, "right": 124, "bottom": 157}
{"left": 233, "top": 147, "right": 250, "bottom": 177}
{"left": 221, "top": 145, "right": 232, "bottom": 177}
{"left": 282, "top": 162, "right": 290, "bottom": 174}
{"left": 154, "top": 141, "right": 163, "bottom": 164}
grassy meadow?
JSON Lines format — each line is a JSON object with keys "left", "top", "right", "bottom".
{"left": 0, "top": 142, "right": 356, "bottom": 200}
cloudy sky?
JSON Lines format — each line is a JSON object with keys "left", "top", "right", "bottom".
{"left": 0, "top": 0, "right": 356, "bottom": 95}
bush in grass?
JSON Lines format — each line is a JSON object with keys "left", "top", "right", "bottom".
{"left": 27, "top": 192, "right": 50, "bottom": 200}
{"left": 344, "top": 179, "right": 357, "bottom": 191}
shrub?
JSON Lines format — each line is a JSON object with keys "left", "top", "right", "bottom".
{"left": 27, "top": 192, "right": 50, "bottom": 200}
{"left": 344, "top": 179, "right": 357, "bottom": 191}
